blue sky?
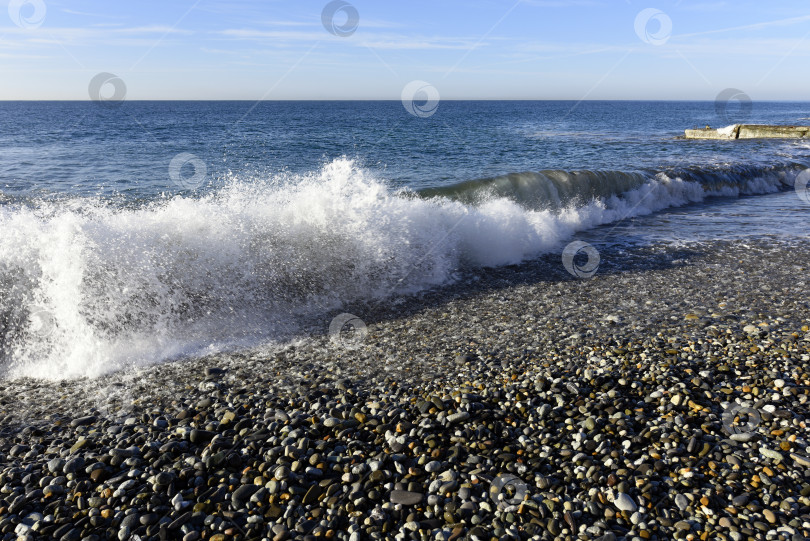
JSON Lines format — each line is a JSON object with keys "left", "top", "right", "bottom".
{"left": 1, "top": 0, "right": 809, "bottom": 100}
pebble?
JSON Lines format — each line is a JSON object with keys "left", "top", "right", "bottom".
{"left": 614, "top": 493, "right": 638, "bottom": 512}
{"left": 425, "top": 461, "right": 442, "bottom": 473}
{"left": 0, "top": 240, "right": 809, "bottom": 541}
{"left": 390, "top": 490, "right": 424, "bottom": 505}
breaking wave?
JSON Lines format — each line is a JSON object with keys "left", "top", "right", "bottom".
{"left": 0, "top": 158, "right": 802, "bottom": 379}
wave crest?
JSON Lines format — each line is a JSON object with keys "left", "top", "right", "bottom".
{"left": 0, "top": 158, "right": 801, "bottom": 379}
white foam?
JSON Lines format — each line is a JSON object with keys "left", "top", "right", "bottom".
{"left": 717, "top": 124, "right": 739, "bottom": 138}
{"left": 0, "top": 158, "right": 796, "bottom": 380}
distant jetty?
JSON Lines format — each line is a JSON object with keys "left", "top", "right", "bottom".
{"left": 684, "top": 124, "right": 810, "bottom": 139}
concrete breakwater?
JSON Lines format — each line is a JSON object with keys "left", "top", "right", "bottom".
{"left": 685, "top": 124, "right": 810, "bottom": 139}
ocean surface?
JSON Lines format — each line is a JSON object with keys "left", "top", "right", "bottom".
{"left": 1, "top": 100, "right": 809, "bottom": 379}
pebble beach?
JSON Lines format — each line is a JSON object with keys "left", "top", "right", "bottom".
{"left": 1, "top": 238, "right": 809, "bottom": 541}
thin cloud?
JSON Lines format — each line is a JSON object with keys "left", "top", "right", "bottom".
{"left": 254, "top": 20, "right": 315, "bottom": 27}
{"left": 219, "top": 28, "right": 325, "bottom": 41}
{"left": 677, "top": 14, "right": 810, "bottom": 39}
{"left": 219, "top": 28, "right": 487, "bottom": 50}
{"left": 358, "top": 38, "right": 489, "bottom": 50}
{"left": 235, "top": 18, "right": 403, "bottom": 30}
{"left": 678, "top": 2, "right": 729, "bottom": 11}
{"left": 61, "top": 8, "right": 129, "bottom": 19}
{"left": 0, "top": 25, "right": 192, "bottom": 37}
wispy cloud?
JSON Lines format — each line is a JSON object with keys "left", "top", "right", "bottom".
{"left": 61, "top": 8, "right": 129, "bottom": 19}
{"left": 219, "top": 28, "right": 489, "bottom": 50}
{"left": 678, "top": 2, "right": 729, "bottom": 12}
{"left": 219, "top": 28, "right": 325, "bottom": 41}
{"left": 358, "top": 38, "right": 488, "bottom": 50}
{"left": 664, "top": 37, "right": 810, "bottom": 57}
{"left": 677, "top": 14, "right": 810, "bottom": 38}
{"left": 254, "top": 20, "right": 314, "bottom": 27}
{"left": 0, "top": 25, "right": 192, "bottom": 38}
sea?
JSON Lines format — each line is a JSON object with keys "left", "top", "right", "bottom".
{"left": 1, "top": 100, "right": 808, "bottom": 379}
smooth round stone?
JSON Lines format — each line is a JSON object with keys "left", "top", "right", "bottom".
{"left": 63, "top": 457, "right": 84, "bottom": 474}
{"left": 390, "top": 490, "right": 423, "bottom": 506}
{"left": 70, "top": 416, "right": 96, "bottom": 427}
{"left": 120, "top": 514, "right": 140, "bottom": 530}
{"left": 48, "top": 458, "right": 66, "bottom": 474}
{"left": 675, "top": 494, "right": 688, "bottom": 511}
{"left": 232, "top": 485, "right": 260, "bottom": 508}
{"left": 425, "top": 461, "right": 442, "bottom": 473}
{"left": 614, "top": 493, "right": 638, "bottom": 512}
{"left": 447, "top": 412, "right": 470, "bottom": 424}
{"left": 323, "top": 417, "right": 341, "bottom": 428}
{"left": 732, "top": 494, "right": 749, "bottom": 506}
{"left": 155, "top": 472, "right": 173, "bottom": 486}
{"left": 188, "top": 430, "right": 215, "bottom": 444}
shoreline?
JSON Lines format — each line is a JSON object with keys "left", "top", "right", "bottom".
{"left": 1, "top": 238, "right": 809, "bottom": 540}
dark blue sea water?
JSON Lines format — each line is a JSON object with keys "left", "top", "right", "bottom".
{"left": 2, "top": 100, "right": 809, "bottom": 197}
{"left": 1, "top": 101, "right": 809, "bottom": 378}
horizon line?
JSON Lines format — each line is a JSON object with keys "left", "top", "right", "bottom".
{"left": 1, "top": 98, "right": 809, "bottom": 102}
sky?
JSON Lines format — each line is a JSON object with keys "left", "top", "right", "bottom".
{"left": 1, "top": 0, "right": 809, "bottom": 100}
